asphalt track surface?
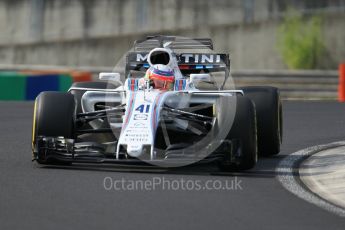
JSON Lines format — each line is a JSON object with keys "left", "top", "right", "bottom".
{"left": 1, "top": 101, "right": 345, "bottom": 230}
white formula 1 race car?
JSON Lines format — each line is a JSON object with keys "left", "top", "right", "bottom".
{"left": 32, "top": 36, "right": 282, "bottom": 171}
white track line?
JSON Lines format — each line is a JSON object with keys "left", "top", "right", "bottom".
{"left": 276, "top": 141, "right": 345, "bottom": 217}
{"left": 300, "top": 146, "right": 345, "bottom": 209}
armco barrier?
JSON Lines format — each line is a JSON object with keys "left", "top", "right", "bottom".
{"left": 232, "top": 70, "right": 338, "bottom": 100}
{"left": 0, "top": 72, "right": 74, "bottom": 101}
{"left": 70, "top": 71, "right": 92, "bottom": 82}
{"left": 59, "top": 74, "right": 74, "bottom": 92}
{"left": 0, "top": 65, "right": 340, "bottom": 100}
{"left": 20, "top": 70, "right": 92, "bottom": 83}
{"left": 25, "top": 74, "right": 59, "bottom": 100}
{"left": 0, "top": 72, "right": 26, "bottom": 100}
{"left": 25, "top": 74, "right": 74, "bottom": 100}
{"left": 338, "top": 64, "right": 345, "bottom": 102}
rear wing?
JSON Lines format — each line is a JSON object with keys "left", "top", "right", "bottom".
{"left": 125, "top": 52, "right": 230, "bottom": 75}
{"left": 134, "top": 36, "right": 214, "bottom": 51}
{"left": 126, "top": 35, "right": 230, "bottom": 89}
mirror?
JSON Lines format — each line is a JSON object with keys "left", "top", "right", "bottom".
{"left": 190, "top": 73, "right": 211, "bottom": 83}
{"left": 99, "top": 72, "right": 121, "bottom": 82}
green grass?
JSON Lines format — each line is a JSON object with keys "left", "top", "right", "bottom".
{"left": 277, "top": 8, "right": 325, "bottom": 69}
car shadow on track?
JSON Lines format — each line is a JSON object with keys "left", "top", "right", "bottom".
{"left": 37, "top": 155, "right": 288, "bottom": 179}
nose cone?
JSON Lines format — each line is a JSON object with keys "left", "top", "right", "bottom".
{"left": 127, "top": 145, "right": 144, "bottom": 157}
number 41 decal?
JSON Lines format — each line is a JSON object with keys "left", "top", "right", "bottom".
{"left": 135, "top": 104, "right": 150, "bottom": 113}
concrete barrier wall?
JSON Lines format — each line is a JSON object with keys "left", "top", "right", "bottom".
{"left": 0, "top": 0, "right": 344, "bottom": 70}
{"left": 0, "top": 0, "right": 249, "bottom": 44}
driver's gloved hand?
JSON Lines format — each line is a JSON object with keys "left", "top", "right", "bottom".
{"left": 148, "top": 79, "right": 155, "bottom": 88}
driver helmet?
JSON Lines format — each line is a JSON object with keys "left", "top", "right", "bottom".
{"left": 145, "top": 64, "right": 175, "bottom": 90}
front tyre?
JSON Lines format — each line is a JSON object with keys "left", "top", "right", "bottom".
{"left": 217, "top": 96, "right": 258, "bottom": 171}
{"left": 32, "top": 92, "right": 76, "bottom": 164}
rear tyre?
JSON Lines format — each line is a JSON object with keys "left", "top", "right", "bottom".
{"left": 239, "top": 86, "right": 282, "bottom": 156}
{"left": 32, "top": 92, "right": 76, "bottom": 164}
{"left": 217, "top": 96, "right": 258, "bottom": 171}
